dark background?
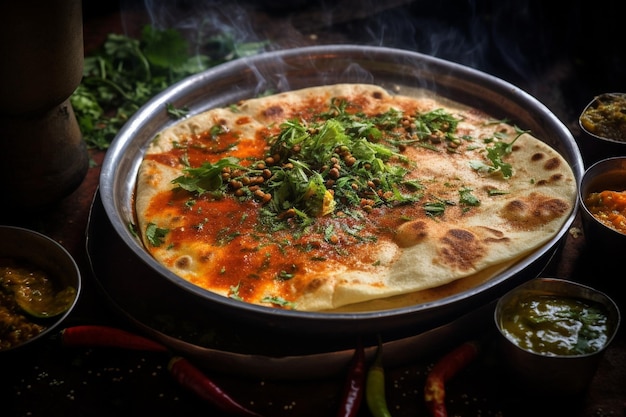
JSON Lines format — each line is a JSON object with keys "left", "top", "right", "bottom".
{"left": 3, "top": 1, "right": 625, "bottom": 416}
{"left": 84, "top": 0, "right": 625, "bottom": 130}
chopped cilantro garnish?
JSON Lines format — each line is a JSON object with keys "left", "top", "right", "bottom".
{"left": 166, "top": 102, "right": 189, "bottom": 119}
{"left": 228, "top": 282, "right": 243, "bottom": 301}
{"left": 423, "top": 201, "right": 447, "bottom": 216}
{"left": 146, "top": 222, "right": 169, "bottom": 247}
{"left": 459, "top": 187, "right": 480, "bottom": 206}
{"left": 172, "top": 158, "right": 242, "bottom": 195}
{"left": 487, "top": 189, "right": 509, "bottom": 196}
{"left": 276, "top": 270, "right": 295, "bottom": 281}
{"left": 261, "top": 296, "right": 296, "bottom": 308}
{"left": 470, "top": 125, "right": 530, "bottom": 179}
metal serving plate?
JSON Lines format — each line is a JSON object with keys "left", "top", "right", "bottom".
{"left": 87, "top": 190, "right": 496, "bottom": 378}
{"left": 99, "top": 45, "right": 584, "bottom": 340}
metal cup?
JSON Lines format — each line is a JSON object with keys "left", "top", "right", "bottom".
{"left": 494, "top": 278, "right": 621, "bottom": 396}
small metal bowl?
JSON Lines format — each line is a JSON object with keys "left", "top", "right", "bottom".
{"left": 0, "top": 225, "right": 81, "bottom": 354}
{"left": 579, "top": 156, "right": 626, "bottom": 256}
{"left": 494, "top": 277, "right": 621, "bottom": 396}
{"left": 578, "top": 92, "right": 626, "bottom": 165}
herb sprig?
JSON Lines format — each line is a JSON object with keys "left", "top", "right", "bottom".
{"left": 470, "top": 125, "right": 530, "bottom": 179}
{"left": 71, "top": 26, "right": 268, "bottom": 150}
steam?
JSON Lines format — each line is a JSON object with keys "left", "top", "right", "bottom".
{"left": 120, "top": 0, "right": 537, "bottom": 75}
{"left": 118, "top": 0, "right": 579, "bottom": 116}
{"left": 123, "top": 0, "right": 265, "bottom": 55}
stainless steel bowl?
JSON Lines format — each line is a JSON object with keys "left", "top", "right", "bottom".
{"left": 0, "top": 225, "right": 81, "bottom": 354}
{"left": 579, "top": 156, "right": 626, "bottom": 256}
{"left": 578, "top": 92, "right": 626, "bottom": 165}
{"left": 494, "top": 277, "right": 621, "bottom": 396}
{"left": 99, "top": 45, "right": 584, "bottom": 338}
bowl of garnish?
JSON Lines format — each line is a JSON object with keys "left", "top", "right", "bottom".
{"left": 494, "top": 277, "right": 620, "bottom": 396}
{"left": 579, "top": 156, "right": 626, "bottom": 255}
{"left": 0, "top": 225, "right": 81, "bottom": 354}
{"left": 578, "top": 92, "right": 626, "bottom": 165}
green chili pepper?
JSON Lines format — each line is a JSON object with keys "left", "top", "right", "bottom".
{"left": 365, "top": 336, "right": 392, "bottom": 417}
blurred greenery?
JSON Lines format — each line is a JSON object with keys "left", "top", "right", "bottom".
{"left": 71, "top": 25, "right": 268, "bottom": 150}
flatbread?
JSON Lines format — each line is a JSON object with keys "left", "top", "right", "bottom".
{"left": 135, "top": 84, "right": 577, "bottom": 312}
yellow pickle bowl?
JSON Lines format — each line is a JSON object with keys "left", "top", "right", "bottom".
{"left": 494, "top": 277, "right": 621, "bottom": 396}
{"left": 578, "top": 92, "right": 626, "bottom": 165}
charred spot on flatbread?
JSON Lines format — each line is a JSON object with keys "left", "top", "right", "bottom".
{"left": 306, "top": 278, "right": 324, "bottom": 293}
{"left": 536, "top": 173, "right": 566, "bottom": 186}
{"left": 395, "top": 220, "right": 429, "bottom": 248}
{"left": 437, "top": 228, "right": 485, "bottom": 271}
{"left": 175, "top": 255, "right": 192, "bottom": 270}
{"left": 543, "top": 156, "right": 562, "bottom": 171}
{"left": 263, "top": 105, "right": 283, "bottom": 118}
{"left": 531, "top": 152, "right": 545, "bottom": 162}
{"left": 500, "top": 193, "right": 570, "bottom": 229}
{"left": 478, "top": 226, "right": 511, "bottom": 244}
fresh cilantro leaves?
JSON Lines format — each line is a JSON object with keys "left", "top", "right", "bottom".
{"left": 166, "top": 102, "right": 189, "bottom": 119}
{"left": 470, "top": 125, "right": 529, "bottom": 179}
{"left": 146, "top": 222, "right": 169, "bottom": 247}
{"left": 172, "top": 157, "right": 242, "bottom": 195}
{"left": 71, "top": 26, "right": 268, "bottom": 150}
{"left": 459, "top": 187, "right": 480, "bottom": 206}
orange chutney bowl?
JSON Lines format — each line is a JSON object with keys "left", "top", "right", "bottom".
{"left": 580, "top": 156, "right": 626, "bottom": 254}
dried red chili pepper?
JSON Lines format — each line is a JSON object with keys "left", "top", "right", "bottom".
{"left": 365, "top": 336, "right": 392, "bottom": 417}
{"left": 60, "top": 325, "right": 168, "bottom": 352}
{"left": 168, "top": 356, "right": 264, "bottom": 417}
{"left": 336, "top": 338, "right": 366, "bottom": 417}
{"left": 424, "top": 339, "right": 480, "bottom": 417}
